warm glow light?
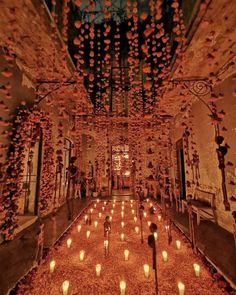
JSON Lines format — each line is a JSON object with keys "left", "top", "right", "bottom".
{"left": 104, "top": 240, "right": 109, "bottom": 249}
{"left": 124, "top": 249, "right": 129, "bottom": 261}
{"left": 157, "top": 214, "right": 161, "bottom": 221}
{"left": 90, "top": 208, "right": 93, "bottom": 213}
{"left": 94, "top": 221, "right": 98, "bottom": 228}
{"left": 86, "top": 230, "right": 91, "bottom": 239}
{"left": 79, "top": 250, "right": 85, "bottom": 261}
{"left": 122, "top": 206, "right": 124, "bottom": 210}
{"left": 154, "top": 232, "right": 158, "bottom": 241}
{"left": 147, "top": 221, "right": 151, "bottom": 226}
{"left": 131, "top": 209, "right": 135, "bottom": 214}
{"left": 121, "top": 221, "right": 125, "bottom": 228}
{"left": 135, "top": 226, "right": 139, "bottom": 234}
{"left": 50, "top": 260, "right": 56, "bottom": 273}
{"left": 178, "top": 282, "right": 185, "bottom": 295}
{"left": 122, "top": 201, "right": 124, "bottom": 205}
{"left": 121, "top": 211, "right": 124, "bottom": 218}
{"left": 162, "top": 250, "right": 168, "bottom": 262}
{"left": 67, "top": 238, "right": 72, "bottom": 248}
{"left": 130, "top": 204, "right": 133, "bottom": 208}
{"left": 111, "top": 209, "right": 114, "bottom": 214}
{"left": 134, "top": 216, "right": 137, "bottom": 223}
{"left": 121, "top": 233, "right": 125, "bottom": 241}
{"left": 149, "top": 202, "right": 153, "bottom": 207}
{"left": 146, "top": 198, "right": 149, "bottom": 202}
{"left": 96, "top": 198, "right": 99, "bottom": 203}
{"left": 77, "top": 224, "right": 81, "bottom": 232}
{"left": 102, "top": 206, "right": 105, "bottom": 211}
{"left": 110, "top": 216, "right": 112, "bottom": 221}
{"left": 120, "top": 280, "right": 126, "bottom": 295}
{"left": 143, "top": 212, "right": 147, "bottom": 218}
{"left": 176, "top": 240, "right": 181, "bottom": 250}
{"left": 165, "top": 225, "right": 169, "bottom": 232}
{"left": 104, "top": 201, "right": 106, "bottom": 205}
{"left": 99, "top": 212, "right": 102, "bottom": 218}
{"left": 84, "top": 215, "right": 88, "bottom": 222}
{"left": 143, "top": 264, "right": 150, "bottom": 278}
{"left": 62, "top": 280, "right": 69, "bottom": 295}
{"left": 193, "top": 263, "right": 200, "bottom": 277}
{"left": 96, "top": 264, "right": 101, "bottom": 276}
{"left": 94, "top": 203, "right": 97, "bottom": 208}
{"left": 113, "top": 204, "right": 115, "bottom": 208}
{"left": 130, "top": 200, "right": 133, "bottom": 204}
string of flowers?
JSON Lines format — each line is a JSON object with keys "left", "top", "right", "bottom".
{"left": 0, "top": 107, "right": 55, "bottom": 240}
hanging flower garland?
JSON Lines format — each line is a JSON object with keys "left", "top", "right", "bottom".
{"left": 0, "top": 108, "right": 55, "bottom": 240}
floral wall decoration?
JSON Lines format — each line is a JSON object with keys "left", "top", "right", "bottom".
{"left": 0, "top": 107, "right": 55, "bottom": 240}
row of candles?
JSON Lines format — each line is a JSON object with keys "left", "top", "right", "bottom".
{"left": 52, "top": 241, "right": 201, "bottom": 295}
{"left": 60, "top": 239, "right": 200, "bottom": 273}
{"left": 58, "top": 199, "right": 200, "bottom": 294}
{"left": 60, "top": 263, "right": 200, "bottom": 295}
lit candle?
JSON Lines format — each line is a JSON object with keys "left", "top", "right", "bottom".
{"left": 124, "top": 249, "right": 129, "bottom": 261}
{"left": 130, "top": 200, "right": 133, "bottom": 203}
{"left": 112, "top": 204, "right": 115, "bottom": 208}
{"left": 62, "top": 280, "right": 69, "bottom": 295}
{"left": 143, "top": 212, "right": 147, "bottom": 218}
{"left": 94, "top": 221, "right": 98, "bottom": 228}
{"left": 102, "top": 206, "right": 105, "bottom": 211}
{"left": 96, "top": 264, "right": 101, "bottom": 277}
{"left": 111, "top": 209, "right": 114, "bottom": 214}
{"left": 121, "top": 211, "right": 124, "bottom": 218}
{"left": 134, "top": 216, "right": 137, "bottom": 223}
{"left": 104, "top": 239, "right": 109, "bottom": 249}
{"left": 178, "top": 282, "right": 185, "bottom": 295}
{"left": 147, "top": 221, "right": 151, "bottom": 227}
{"left": 67, "top": 238, "right": 72, "bottom": 248}
{"left": 84, "top": 215, "right": 88, "bottom": 222}
{"left": 104, "top": 201, "right": 106, "bottom": 205}
{"left": 77, "top": 224, "right": 81, "bottom": 233}
{"left": 193, "top": 263, "right": 200, "bottom": 277}
{"left": 109, "top": 216, "right": 112, "bottom": 221}
{"left": 79, "top": 250, "right": 85, "bottom": 261}
{"left": 176, "top": 240, "right": 181, "bottom": 250}
{"left": 165, "top": 225, "right": 169, "bottom": 232}
{"left": 99, "top": 212, "right": 102, "bottom": 218}
{"left": 94, "top": 203, "right": 97, "bottom": 208}
{"left": 96, "top": 198, "right": 99, "bottom": 203}
{"left": 150, "top": 202, "right": 153, "bottom": 207}
{"left": 50, "top": 260, "right": 56, "bottom": 273}
{"left": 122, "top": 201, "right": 124, "bottom": 205}
{"left": 122, "top": 206, "right": 124, "bottom": 210}
{"left": 86, "top": 230, "right": 91, "bottom": 239}
{"left": 131, "top": 209, "right": 135, "bottom": 214}
{"left": 121, "top": 233, "right": 125, "bottom": 241}
{"left": 143, "top": 264, "right": 150, "bottom": 278}
{"left": 130, "top": 204, "right": 133, "bottom": 208}
{"left": 162, "top": 251, "right": 168, "bottom": 262}
{"left": 120, "top": 280, "right": 126, "bottom": 295}
{"left": 135, "top": 226, "right": 139, "bottom": 234}
{"left": 121, "top": 221, "right": 125, "bottom": 228}
{"left": 154, "top": 232, "right": 158, "bottom": 241}
{"left": 157, "top": 214, "right": 161, "bottom": 221}
{"left": 147, "top": 198, "right": 149, "bottom": 202}
{"left": 90, "top": 208, "right": 93, "bottom": 213}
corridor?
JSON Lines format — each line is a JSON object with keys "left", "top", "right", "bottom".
{"left": 0, "top": 0, "right": 236, "bottom": 294}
